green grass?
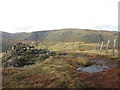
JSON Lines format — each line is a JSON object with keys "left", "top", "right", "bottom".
{"left": 2, "top": 52, "right": 95, "bottom": 88}
{"left": 37, "top": 42, "right": 94, "bottom": 51}
{"left": 2, "top": 41, "right": 119, "bottom": 88}
{"left": 37, "top": 41, "right": 118, "bottom": 56}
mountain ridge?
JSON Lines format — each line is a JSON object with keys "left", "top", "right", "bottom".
{"left": 1, "top": 28, "right": 118, "bottom": 52}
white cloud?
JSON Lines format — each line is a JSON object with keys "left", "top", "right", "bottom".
{"left": 0, "top": 0, "right": 119, "bottom": 33}
{"left": 94, "top": 25, "right": 118, "bottom": 31}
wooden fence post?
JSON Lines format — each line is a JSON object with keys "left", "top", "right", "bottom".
{"left": 106, "top": 40, "right": 110, "bottom": 53}
{"left": 100, "top": 41, "right": 104, "bottom": 51}
{"left": 113, "top": 39, "right": 117, "bottom": 55}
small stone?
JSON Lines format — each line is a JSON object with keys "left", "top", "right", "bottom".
{"left": 12, "top": 47, "right": 14, "bottom": 50}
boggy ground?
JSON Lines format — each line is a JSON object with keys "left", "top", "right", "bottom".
{"left": 2, "top": 51, "right": 119, "bottom": 88}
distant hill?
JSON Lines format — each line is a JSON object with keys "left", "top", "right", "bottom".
{"left": 1, "top": 29, "right": 118, "bottom": 52}
{"left": 1, "top": 29, "right": 118, "bottom": 42}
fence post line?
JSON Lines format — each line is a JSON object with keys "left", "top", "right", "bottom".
{"left": 100, "top": 41, "right": 104, "bottom": 51}
{"left": 113, "top": 39, "right": 117, "bottom": 55}
{"left": 106, "top": 39, "right": 110, "bottom": 53}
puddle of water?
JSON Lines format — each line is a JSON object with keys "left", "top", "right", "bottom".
{"left": 77, "top": 59, "right": 109, "bottom": 73}
{"left": 77, "top": 64, "right": 108, "bottom": 73}
{"left": 20, "top": 62, "right": 37, "bottom": 70}
{"left": 5, "top": 62, "right": 36, "bottom": 70}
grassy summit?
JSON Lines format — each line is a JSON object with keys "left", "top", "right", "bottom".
{"left": 2, "top": 41, "right": 119, "bottom": 88}
{"left": 1, "top": 29, "right": 119, "bottom": 88}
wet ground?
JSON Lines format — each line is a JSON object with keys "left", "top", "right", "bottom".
{"left": 5, "top": 62, "right": 37, "bottom": 70}
{"left": 5, "top": 53, "right": 118, "bottom": 73}
{"left": 2, "top": 52, "right": 119, "bottom": 88}
{"left": 77, "top": 54, "right": 118, "bottom": 73}
{"left": 77, "top": 60, "right": 117, "bottom": 73}
{"left": 77, "top": 59, "right": 109, "bottom": 73}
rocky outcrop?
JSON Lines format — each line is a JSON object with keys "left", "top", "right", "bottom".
{"left": 2, "top": 42, "right": 56, "bottom": 67}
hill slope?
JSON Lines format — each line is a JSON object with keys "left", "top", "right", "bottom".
{"left": 2, "top": 29, "right": 118, "bottom": 42}
{"left": 1, "top": 29, "right": 118, "bottom": 51}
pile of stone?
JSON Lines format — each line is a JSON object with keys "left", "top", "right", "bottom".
{"left": 2, "top": 42, "right": 56, "bottom": 67}
{"left": 10, "top": 42, "right": 50, "bottom": 56}
{"left": 11, "top": 42, "right": 34, "bottom": 52}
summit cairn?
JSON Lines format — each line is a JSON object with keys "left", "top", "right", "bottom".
{"left": 2, "top": 42, "right": 56, "bottom": 67}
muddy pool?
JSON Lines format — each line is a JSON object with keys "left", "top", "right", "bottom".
{"left": 77, "top": 59, "right": 113, "bottom": 73}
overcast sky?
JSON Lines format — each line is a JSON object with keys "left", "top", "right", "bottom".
{"left": 0, "top": 0, "right": 119, "bottom": 33}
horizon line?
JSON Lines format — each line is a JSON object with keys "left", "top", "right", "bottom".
{"left": 0, "top": 28, "right": 118, "bottom": 34}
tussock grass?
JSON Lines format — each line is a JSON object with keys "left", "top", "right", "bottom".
{"left": 3, "top": 52, "right": 95, "bottom": 88}
{"left": 2, "top": 42, "right": 119, "bottom": 88}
